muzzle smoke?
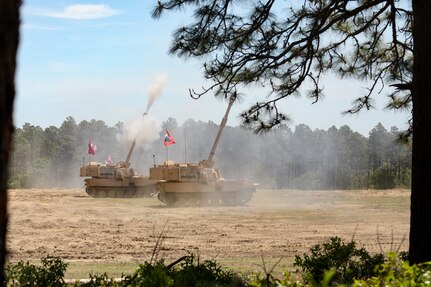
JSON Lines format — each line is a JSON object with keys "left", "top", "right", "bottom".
{"left": 117, "top": 74, "right": 167, "bottom": 150}
{"left": 145, "top": 74, "right": 168, "bottom": 114}
{"left": 118, "top": 114, "right": 162, "bottom": 150}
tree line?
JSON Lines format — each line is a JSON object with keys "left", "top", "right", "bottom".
{"left": 8, "top": 116, "right": 411, "bottom": 190}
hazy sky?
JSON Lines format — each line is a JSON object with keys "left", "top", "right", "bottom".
{"left": 17, "top": 1, "right": 410, "bottom": 136}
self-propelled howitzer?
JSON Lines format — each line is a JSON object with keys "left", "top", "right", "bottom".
{"left": 149, "top": 96, "right": 258, "bottom": 206}
{"left": 80, "top": 140, "right": 157, "bottom": 198}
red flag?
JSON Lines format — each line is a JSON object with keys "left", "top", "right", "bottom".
{"left": 88, "top": 139, "right": 97, "bottom": 155}
{"left": 164, "top": 130, "right": 176, "bottom": 147}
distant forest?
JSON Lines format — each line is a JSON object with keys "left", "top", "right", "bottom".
{"left": 9, "top": 116, "right": 411, "bottom": 190}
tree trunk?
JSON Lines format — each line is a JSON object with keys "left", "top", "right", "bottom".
{"left": 0, "top": 0, "right": 20, "bottom": 284}
{"left": 409, "top": 0, "right": 431, "bottom": 264}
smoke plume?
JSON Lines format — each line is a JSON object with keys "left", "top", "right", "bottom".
{"left": 117, "top": 114, "right": 162, "bottom": 151}
{"left": 117, "top": 75, "right": 168, "bottom": 150}
{"left": 145, "top": 74, "right": 168, "bottom": 114}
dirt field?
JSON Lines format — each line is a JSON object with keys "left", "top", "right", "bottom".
{"left": 6, "top": 188, "right": 410, "bottom": 277}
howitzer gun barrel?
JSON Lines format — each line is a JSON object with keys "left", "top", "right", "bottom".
{"left": 202, "top": 96, "right": 235, "bottom": 168}
{"left": 124, "top": 140, "right": 136, "bottom": 167}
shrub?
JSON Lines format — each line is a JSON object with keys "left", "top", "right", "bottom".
{"left": 5, "top": 256, "right": 67, "bottom": 286}
{"left": 353, "top": 252, "right": 431, "bottom": 286}
{"left": 8, "top": 249, "right": 420, "bottom": 286}
{"left": 77, "top": 273, "right": 119, "bottom": 287}
{"left": 123, "top": 260, "right": 173, "bottom": 287}
{"left": 294, "top": 237, "right": 385, "bottom": 286}
{"left": 87, "top": 255, "right": 242, "bottom": 287}
{"left": 248, "top": 271, "right": 305, "bottom": 287}
{"left": 170, "top": 255, "right": 241, "bottom": 287}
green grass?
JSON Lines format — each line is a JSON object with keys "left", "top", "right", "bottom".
{"left": 62, "top": 257, "right": 295, "bottom": 280}
{"left": 64, "top": 261, "right": 140, "bottom": 279}
{"left": 217, "top": 257, "right": 295, "bottom": 275}
{"left": 337, "top": 192, "right": 410, "bottom": 211}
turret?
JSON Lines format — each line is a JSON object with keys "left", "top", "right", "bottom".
{"left": 200, "top": 95, "right": 236, "bottom": 168}
{"left": 115, "top": 140, "right": 136, "bottom": 169}
{"left": 149, "top": 93, "right": 256, "bottom": 206}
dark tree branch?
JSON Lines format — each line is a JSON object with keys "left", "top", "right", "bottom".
{"left": 152, "top": 0, "right": 412, "bottom": 133}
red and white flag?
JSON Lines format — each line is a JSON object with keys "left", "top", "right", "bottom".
{"left": 88, "top": 139, "right": 97, "bottom": 155}
{"left": 163, "top": 130, "right": 176, "bottom": 147}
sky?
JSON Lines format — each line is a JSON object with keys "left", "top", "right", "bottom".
{"left": 16, "top": 1, "right": 411, "bottom": 136}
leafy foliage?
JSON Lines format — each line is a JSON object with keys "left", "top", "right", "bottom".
{"left": 248, "top": 271, "right": 305, "bottom": 287}
{"left": 353, "top": 252, "right": 431, "bottom": 287}
{"left": 77, "top": 273, "right": 118, "bottom": 287}
{"left": 152, "top": 0, "right": 412, "bottom": 133}
{"left": 123, "top": 261, "right": 173, "bottom": 287}
{"left": 5, "top": 256, "right": 67, "bottom": 286}
{"left": 294, "top": 237, "right": 385, "bottom": 286}
{"left": 7, "top": 249, "right": 431, "bottom": 287}
{"left": 169, "top": 255, "right": 240, "bottom": 287}
{"left": 5, "top": 255, "right": 240, "bottom": 287}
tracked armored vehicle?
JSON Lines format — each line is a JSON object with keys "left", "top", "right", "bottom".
{"left": 80, "top": 141, "right": 157, "bottom": 198}
{"left": 149, "top": 96, "right": 257, "bottom": 206}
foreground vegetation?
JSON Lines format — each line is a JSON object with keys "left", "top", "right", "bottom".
{"left": 5, "top": 237, "right": 428, "bottom": 287}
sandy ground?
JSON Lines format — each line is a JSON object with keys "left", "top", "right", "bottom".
{"left": 6, "top": 188, "right": 410, "bottom": 269}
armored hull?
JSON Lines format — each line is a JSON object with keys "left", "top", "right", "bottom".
{"left": 150, "top": 162, "right": 257, "bottom": 206}
{"left": 156, "top": 180, "right": 256, "bottom": 206}
{"left": 80, "top": 162, "right": 157, "bottom": 198}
